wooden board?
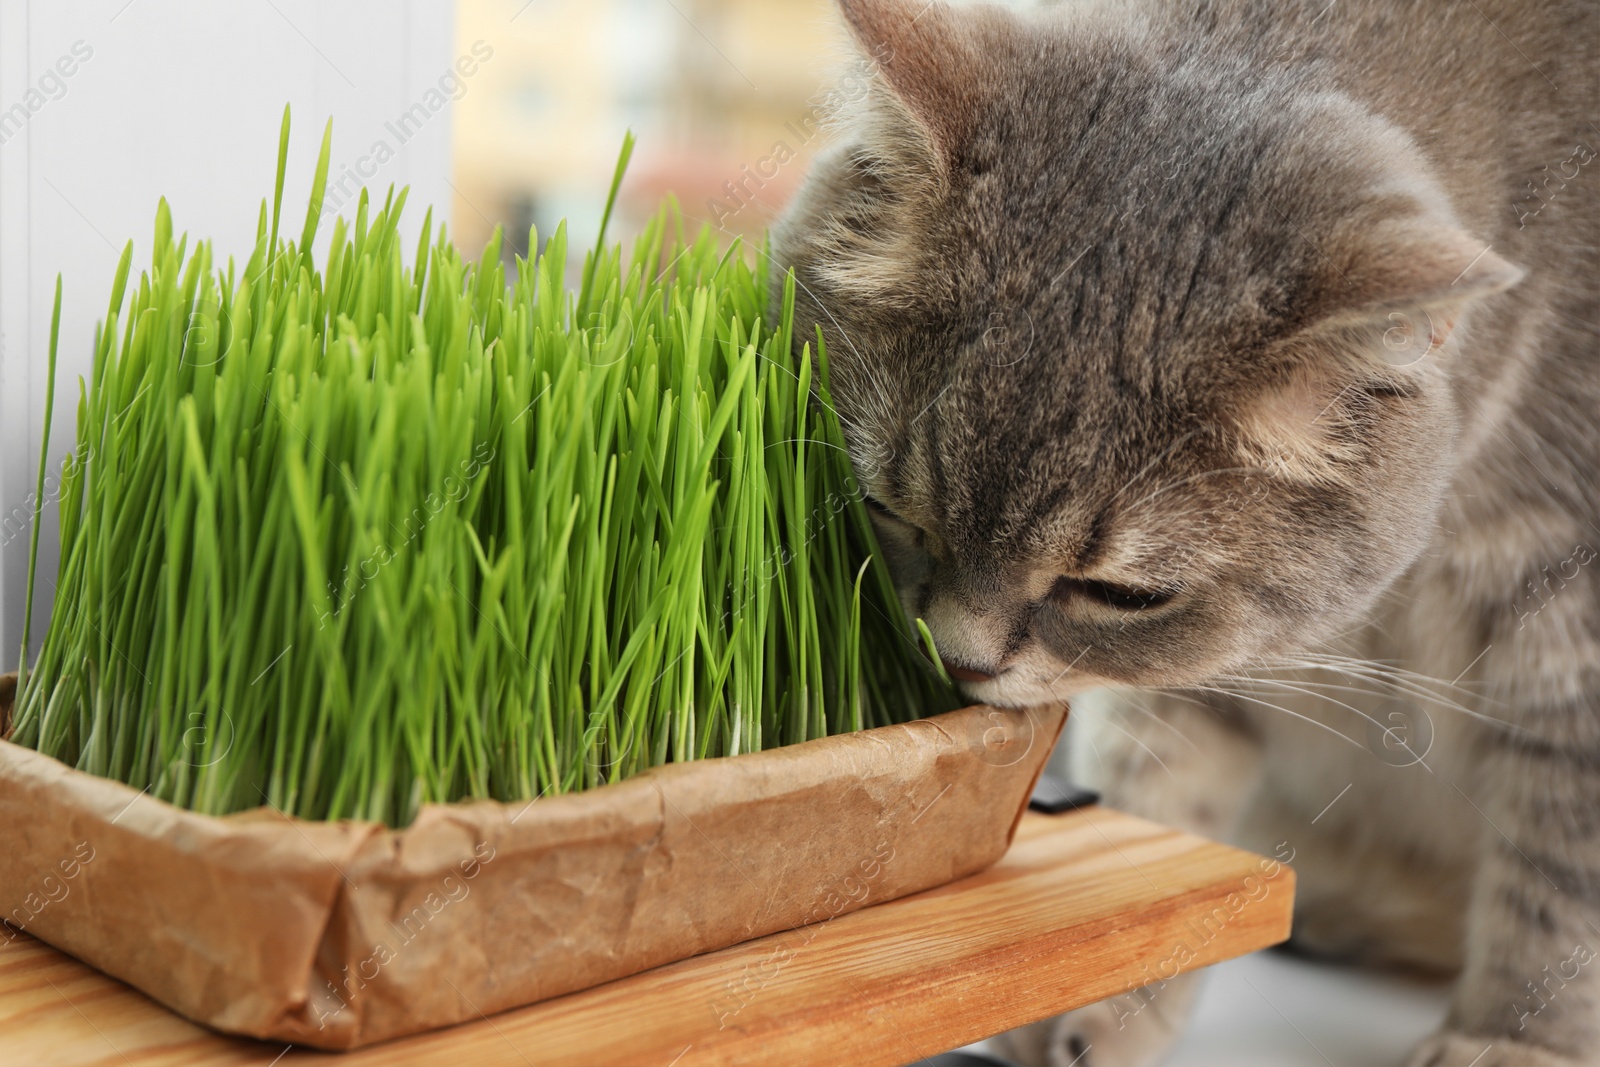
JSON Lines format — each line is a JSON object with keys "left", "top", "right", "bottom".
{"left": 1, "top": 806, "right": 1293, "bottom": 1066}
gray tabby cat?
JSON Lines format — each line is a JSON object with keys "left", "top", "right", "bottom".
{"left": 771, "top": 0, "right": 1600, "bottom": 1064}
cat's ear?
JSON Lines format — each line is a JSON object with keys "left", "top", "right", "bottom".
{"left": 1238, "top": 225, "right": 1523, "bottom": 482}
{"left": 1308, "top": 223, "right": 1524, "bottom": 353}
{"left": 835, "top": 0, "right": 1003, "bottom": 168}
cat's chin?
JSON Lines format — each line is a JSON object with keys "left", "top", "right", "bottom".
{"left": 955, "top": 670, "right": 1102, "bottom": 710}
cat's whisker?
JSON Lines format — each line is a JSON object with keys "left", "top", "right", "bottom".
{"left": 1242, "top": 665, "right": 1491, "bottom": 728}
{"left": 786, "top": 267, "right": 868, "bottom": 363}
{"left": 1112, "top": 690, "right": 1206, "bottom": 753}
{"left": 763, "top": 438, "right": 853, "bottom": 455}
{"left": 1082, "top": 711, "right": 1179, "bottom": 779}
{"left": 1240, "top": 657, "right": 1461, "bottom": 706}
{"left": 1250, "top": 661, "right": 1485, "bottom": 713}
{"left": 1145, "top": 688, "right": 1217, "bottom": 713}
{"left": 1254, "top": 650, "right": 1494, "bottom": 701}
{"left": 1222, "top": 675, "right": 1465, "bottom": 716}
{"left": 1276, "top": 654, "right": 1503, "bottom": 715}
{"left": 1187, "top": 684, "right": 1368, "bottom": 751}
{"left": 1078, "top": 722, "right": 1106, "bottom": 771}
{"left": 1212, "top": 674, "right": 1432, "bottom": 762}
{"left": 781, "top": 271, "right": 902, "bottom": 433}
{"left": 1041, "top": 644, "right": 1096, "bottom": 689}
{"left": 755, "top": 350, "right": 807, "bottom": 387}
{"left": 1238, "top": 656, "right": 1530, "bottom": 734}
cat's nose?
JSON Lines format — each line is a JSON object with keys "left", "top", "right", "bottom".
{"left": 943, "top": 660, "right": 996, "bottom": 683}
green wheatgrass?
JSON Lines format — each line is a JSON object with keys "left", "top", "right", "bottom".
{"left": 9, "top": 109, "right": 958, "bottom": 827}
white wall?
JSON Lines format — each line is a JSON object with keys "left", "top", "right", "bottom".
{"left": 0, "top": 0, "right": 458, "bottom": 670}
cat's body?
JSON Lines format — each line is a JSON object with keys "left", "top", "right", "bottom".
{"left": 774, "top": 0, "right": 1600, "bottom": 1063}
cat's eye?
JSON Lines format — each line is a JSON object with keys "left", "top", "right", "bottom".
{"left": 862, "top": 495, "right": 912, "bottom": 526}
{"left": 1050, "top": 576, "right": 1175, "bottom": 612}
{"left": 864, "top": 495, "right": 928, "bottom": 531}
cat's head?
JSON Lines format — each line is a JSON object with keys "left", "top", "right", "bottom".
{"left": 772, "top": 0, "right": 1523, "bottom": 707}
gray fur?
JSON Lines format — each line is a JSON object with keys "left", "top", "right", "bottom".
{"left": 773, "top": 0, "right": 1600, "bottom": 1063}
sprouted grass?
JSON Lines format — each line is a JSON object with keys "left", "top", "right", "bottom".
{"left": 9, "top": 110, "right": 959, "bottom": 826}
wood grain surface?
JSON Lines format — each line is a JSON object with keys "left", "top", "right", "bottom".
{"left": 1, "top": 806, "right": 1294, "bottom": 1067}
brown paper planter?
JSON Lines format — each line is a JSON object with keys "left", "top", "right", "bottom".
{"left": 0, "top": 673, "right": 1063, "bottom": 1050}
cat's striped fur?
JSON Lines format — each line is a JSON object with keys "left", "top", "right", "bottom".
{"left": 773, "top": 0, "right": 1600, "bottom": 1063}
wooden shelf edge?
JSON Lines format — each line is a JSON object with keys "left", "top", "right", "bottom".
{"left": 2, "top": 806, "right": 1295, "bottom": 1067}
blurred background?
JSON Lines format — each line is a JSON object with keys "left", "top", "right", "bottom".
{"left": 0, "top": 3, "right": 1448, "bottom": 1063}
{"left": 453, "top": 0, "right": 846, "bottom": 257}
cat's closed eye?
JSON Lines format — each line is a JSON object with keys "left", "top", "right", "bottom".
{"left": 863, "top": 495, "right": 912, "bottom": 526}
{"left": 1049, "top": 576, "right": 1177, "bottom": 612}
{"left": 863, "top": 494, "right": 924, "bottom": 541}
